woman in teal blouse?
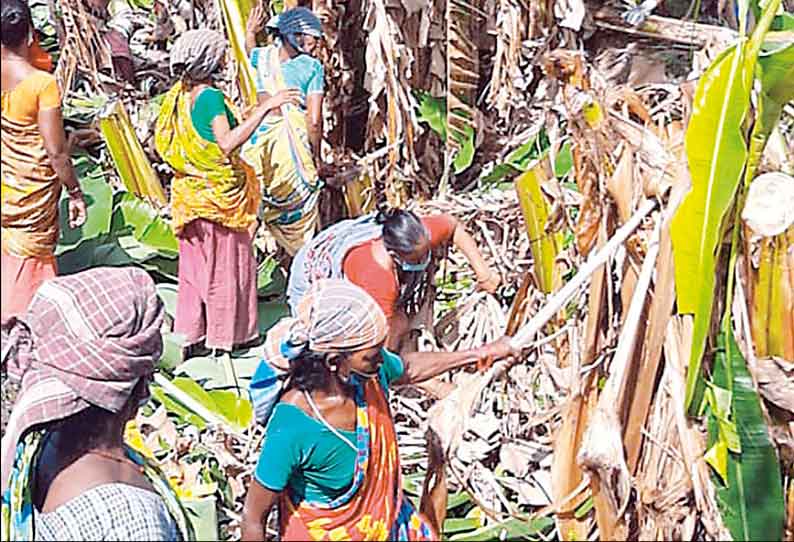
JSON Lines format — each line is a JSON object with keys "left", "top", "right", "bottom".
{"left": 241, "top": 5, "right": 328, "bottom": 256}
{"left": 241, "top": 280, "right": 515, "bottom": 540}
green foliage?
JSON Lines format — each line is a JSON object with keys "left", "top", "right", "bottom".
{"left": 553, "top": 141, "right": 573, "bottom": 178}
{"left": 257, "top": 256, "right": 287, "bottom": 298}
{"left": 414, "top": 91, "right": 477, "bottom": 174}
{"left": 745, "top": 41, "right": 794, "bottom": 184}
{"left": 56, "top": 171, "right": 178, "bottom": 278}
{"left": 481, "top": 130, "right": 551, "bottom": 185}
{"left": 670, "top": 0, "right": 782, "bottom": 414}
{"left": 706, "top": 330, "right": 785, "bottom": 541}
{"left": 163, "top": 376, "right": 253, "bottom": 432}
{"left": 448, "top": 517, "right": 553, "bottom": 541}
{"left": 56, "top": 174, "right": 113, "bottom": 255}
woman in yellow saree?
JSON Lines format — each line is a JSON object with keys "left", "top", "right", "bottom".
{"left": 1, "top": 0, "right": 87, "bottom": 326}
{"left": 244, "top": 6, "right": 326, "bottom": 256}
{"left": 155, "top": 30, "right": 300, "bottom": 357}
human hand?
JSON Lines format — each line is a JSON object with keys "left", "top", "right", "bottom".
{"left": 246, "top": 3, "right": 266, "bottom": 37}
{"left": 476, "top": 336, "right": 518, "bottom": 371}
{"left": 68, "top": 192, "right": 87, "bottom": 228}
{"left": 265, "top": 88, "right": 302, "bottom": 111}
{"left": 476, "top": 269, "right": 501, "bottom": 294}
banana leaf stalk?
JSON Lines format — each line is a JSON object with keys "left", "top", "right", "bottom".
{"left": 741, "top": 171, "right": 794, "bottom": 360}
{"left": 98, "top": 100, "right": 167, "bottom": 207}
{"left": 343, "top": 173, "right": 376, "bottom": 218}
{"left": 514, "top": 157, "right": 563, "bottom": 294}
{"left": 216, "top": 0, "right": 258, "bottom": 107}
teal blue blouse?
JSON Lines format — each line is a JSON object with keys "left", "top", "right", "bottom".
{"left": 253, "top": 349, "right": 404, "bottom": 504}
{"left": 249, "top": 46, "right": 325, "bottom": 101}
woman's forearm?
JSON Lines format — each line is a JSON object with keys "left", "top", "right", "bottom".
{"left": 240, "top": 519, "right": 266, "bottom": 542}
{"left": 398, "top": 347, "right": 485, "bottom": 385}
{"left": 452, "top": 221, "right": 491, "bottom": 278}
{"left": 214, "top": 106, "right": 268, "bottom": 156}
{"left": 50, "top": 152, "right": 79, "bottom": 192}
{"left": 245, "top": 32, "right": 256, "bottom": 56}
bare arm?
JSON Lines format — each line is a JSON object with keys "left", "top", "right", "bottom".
{"left": 241, "top": 480, "right": 280, "bottom": 541}
{"left": 386, "top": 310, "right": 410, "bottom": 352}
{"left": 306, "top": 93, "right": 323, "bottom": 165}
{"left": 448, "top": 217, "right": 500, "bottom": 293}
{"left": 245, "top": 3, "right": 266, "bottom": 56}
{"left": 395, "top": 337, "right": 514, "bottom": 385}
{"left": 212, "top": 89, "right": 301, "bottom": 156}
{"left": 39, "top": 107, "right": 86, "bottom": 228}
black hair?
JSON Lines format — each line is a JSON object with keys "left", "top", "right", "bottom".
{"left": 375, "top": 207, "right": 432, "bottom": 315}
{"left": 286, "top": 350, "right": 352, "bottom": 394}
{"left": 1, "top": 0, "right": 32, "bottom": 49}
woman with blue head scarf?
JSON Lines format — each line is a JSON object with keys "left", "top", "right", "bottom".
{"left": 243, "top": 5, "right": 327, "bottom": 256}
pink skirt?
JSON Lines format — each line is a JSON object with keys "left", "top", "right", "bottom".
{"left": 175, "top": 219, "right": 258, "bottom": 351}
{"left": 1, "top": 248, "right": 57, "bottom": 325}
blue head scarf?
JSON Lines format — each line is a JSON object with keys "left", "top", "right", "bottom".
{"left": 267, "top": 7, "right": 322, "bottom": 54}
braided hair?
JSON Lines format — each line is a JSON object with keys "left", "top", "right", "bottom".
{"left": 376, "top": 207, "right": 432, "bottom": 316}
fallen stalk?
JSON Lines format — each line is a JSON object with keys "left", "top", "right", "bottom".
{"left": 510, "top": 198, "right": 659, "bottom": 351}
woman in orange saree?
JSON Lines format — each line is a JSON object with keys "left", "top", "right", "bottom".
{"left": 1, "top": 0, "right": 87, "bottom": 326}
{"left": 240, "top": 279, "right": 516, "bottom": 541}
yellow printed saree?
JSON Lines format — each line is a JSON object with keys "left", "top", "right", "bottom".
{"left": 155, "top": 82, "right": 260, "bottom": 235}
{"left": 242, "top": 44, "right": 322, "bottom": 254}
{"left": 1, "top": 76, "right": 61, "bottom": 259}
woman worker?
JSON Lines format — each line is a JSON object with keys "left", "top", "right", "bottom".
{"left": 155, "top": 30, "right": 300, "bottom": 358}
{"left": 243, "top": 5, "right": 327, "bottom": 255}
{"left": 287, "top": 208, "right": 501, "bottom": 351}
{"left": 241, "top": 279, "right": 515, "bottom": 541}
{"left": 1, "top": 267, "right": 193, "bottom": 541}
{"left": 1, "top": 0, "right": 87, "bottom": 325}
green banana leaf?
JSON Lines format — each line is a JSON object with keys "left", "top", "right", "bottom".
{"left": 414, "top": 91, "right": 476, "bottom": 174}
{"left": 706, "top": 329, "right": 785, "bottom": 541}
{"left": 114, "top": 192, "right": 178, "bottom": 255}
{"left": 670, "top": 42, "right": 751, "bottom": 414}
{"left": 744, "top": 42, "right": 794, "bottom": 184}
{"left": 162, "top": 376, "right": 253, "bottom": 432}
{"left": 671, "top": 0, "right": 781, "bottom": 414}
{"left": 415, "top": 91, "right": 447, "bottom": 141}
{"left": 56, "top": 174, "right": 113, "bottom": 255}
{"left": 449, "top": 517, "right": 553, "bottom": 541}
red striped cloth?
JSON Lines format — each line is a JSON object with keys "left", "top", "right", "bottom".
{"left": 1, "top": 266, "right": 164, "bottom": 491}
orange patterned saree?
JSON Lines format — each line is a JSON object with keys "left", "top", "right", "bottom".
{"left": 279, "top": 378, "right": 437, "bottom": 541}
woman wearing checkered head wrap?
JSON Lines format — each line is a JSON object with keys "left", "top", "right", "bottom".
{"left": 1, "top": 267, "right": 194, "bottom": 541}
{"left": 240, "top": 5, "right": 328, "bottom": 256}
{"left": 241, "top": 279, "right": 517, "bottom": 540}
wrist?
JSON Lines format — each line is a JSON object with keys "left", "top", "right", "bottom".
{"left": 472, "top": 345, "right": 489, "bottom": 362}
{"left": 66, "top": 185, "right": 82, "bottom": 197}
{"left": 476, "top": 269, "right": 495, "bottom": 283}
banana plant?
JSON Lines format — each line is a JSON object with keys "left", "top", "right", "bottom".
{"left": 670, "top": 0, "right": 785, "bottom": 414}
